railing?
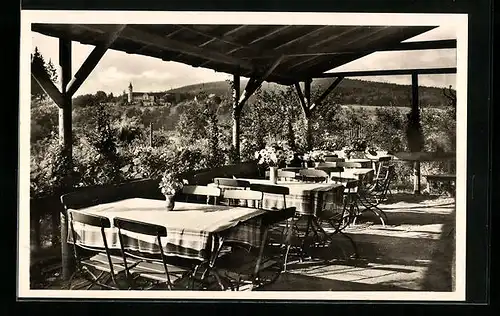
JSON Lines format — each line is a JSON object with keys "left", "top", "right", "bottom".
{"left": 30, "top": 195, "right": 62, "bottom": 256}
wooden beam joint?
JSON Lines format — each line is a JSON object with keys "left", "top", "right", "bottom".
{"left": 31, "top": 62, "right": 64, "bottom": 107}
{"left": 66, "top": 24, "right": 126, "bottom": 97}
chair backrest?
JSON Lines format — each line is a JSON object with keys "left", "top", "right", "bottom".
{"left": 182, "top": 185, "right": 221, "bottom": 197}
{"left": 182, "top": 185, "right": 221, "bottom": 205}
{"left": 69, "top": 210, "right": 111, "bottom": 228}
{"left": 249, "top": 183, "right": 290, "bottom": 209}
{"left": 298, "top": 169, "right": 329, "bottom": 182}
{"left": 67, "top": 210, "right": 116, "bottom": 277}
{"left": 325, "top": 156, "right": 345, "bottom": 163}
{"left": 213, "top": 178, "right": 251, "bottom": 188}
{"left": 222, "top": 189, "right": 263, "bottom": 206}
{"left": 277, "top": 170, "right": 297, "bottom": 180}
{"left": 113, "top": 217, "right": 167, "bottom": 237}
{"left": 337, "top": 161, "right": 363, "bottom": 168}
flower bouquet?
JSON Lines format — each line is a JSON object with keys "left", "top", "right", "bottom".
{"left": 254, "top": 142, "right": 294, "bottom": 183}
{"left": 158, "top": 170, "right": 184, "bottom": 211}
{"left": 302, "top": 149, "right": 329, "bottom": 167}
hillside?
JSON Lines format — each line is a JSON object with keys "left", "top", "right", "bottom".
{"left": 167, "top": 78, "right": 454, "bottom": 108}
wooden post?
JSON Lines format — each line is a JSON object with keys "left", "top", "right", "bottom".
{"left": 304, "top": 79, "right": 312, "bottom": 150}
{"left": 149, "top": 122, "right": 153, "bottom": 147}
{"left": 411, "top": 72, "right": 421, "bottom": 194}
{"left": 58, "top": 38, "right": 73, "bottom": 280}
{"left": 232, "top": 73, "right": 241, "bottom": 162}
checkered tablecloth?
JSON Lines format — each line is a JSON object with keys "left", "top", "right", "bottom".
{"left": 67, "top": 198, "right": 266, "bottom": 261}
{"left": 226, "top": 179, "right": 345, "bottom": 217}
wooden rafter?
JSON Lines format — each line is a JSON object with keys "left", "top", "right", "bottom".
{"left": 272, "top": 26, "right": 331, "bottom": 50}
{"left": 31, "top": 62, "right": 64, "bottom": 107}
{"left": 309, "top": 76, "right": 344, "bottom": 112}
{"left": 66, "top": 24, "right": 126, "bottom": 97}
{"left": 226, "top": 25, "right": 292, "bottom": 55}
{"left": 287, "top": 26, "right": 394, "bottom": 72}
{"left": 115, "top": 25, "right": 256, "bottom": 71}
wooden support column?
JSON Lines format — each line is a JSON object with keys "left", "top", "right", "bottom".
{"left": 304, "top": 79, "right": 312, "bottom": 150}
{"left": 58, "top": 38, "right": 73, "bottom": 280}
{"left": 411, "top": 72, "right": 421, "bottom": 195}
{"left": 232, "top": 73, "right": 241, "bottom": 162}
{"left": 295, "top": 79, "right": 313, "bottom": 150}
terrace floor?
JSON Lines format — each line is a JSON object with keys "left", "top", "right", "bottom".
{"left": 31, "top": 193, "right": 456, "bottom": 292}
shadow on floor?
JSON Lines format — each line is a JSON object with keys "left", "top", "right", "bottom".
{"left": 383, "top": 193, "right": 444, "bottom": 204}
{"left": 259, "top": 272, "right": 413, "bottom": 291}
{"left": 355, "top": 209, "right": 454, "bottom": 226}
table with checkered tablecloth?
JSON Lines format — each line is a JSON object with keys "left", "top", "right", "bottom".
{"left": 225, "top": 179, "right": 345, "bottom": 217}
{"left": 67, "top": 198, "right": 267, "bottom": 261}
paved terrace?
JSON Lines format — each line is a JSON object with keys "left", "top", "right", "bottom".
{"left": 32, "top": 193, "right": 455, "bottom": 292}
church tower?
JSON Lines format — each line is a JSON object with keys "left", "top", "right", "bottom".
{"left": 127, "top": 82, "right": 133, "bottom": 103}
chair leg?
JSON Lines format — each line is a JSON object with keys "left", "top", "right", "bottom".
{"left": 339, "top": 231, "right": 358, "bottom": 259}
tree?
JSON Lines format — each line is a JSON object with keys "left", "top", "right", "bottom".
{"left": 31, "top": 47, "right": 58, "bottom": 101}
{"left": 94, "top": 90, "right": 108, "bottom": 103}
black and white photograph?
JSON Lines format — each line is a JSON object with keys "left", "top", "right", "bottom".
{"left": 19, "top": 11, "right": 467, "bottom": 300}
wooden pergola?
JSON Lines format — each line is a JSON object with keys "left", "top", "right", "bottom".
{"left": 31, "top": 24, "right": 456, "bottom": 278}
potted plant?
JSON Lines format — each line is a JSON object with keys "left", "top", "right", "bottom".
{"left": 254, "top": 142, "right": 294, "bottom": 184}
{"left": 158, "top": 170, "right": 184, "bottom": 211}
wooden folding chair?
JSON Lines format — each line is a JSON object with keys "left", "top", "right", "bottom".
{"left": 113, "top": 217, "right": 200, "bottom": 290}
{"left": 355, "top": 165, "right": 394, "bottom": 226}
{"left": 66, "top": 210, "right": 126, "bottom": 290}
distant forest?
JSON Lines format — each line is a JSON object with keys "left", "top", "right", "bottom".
{"left": 166, "top": 78, "right": 455, "bottom": 108}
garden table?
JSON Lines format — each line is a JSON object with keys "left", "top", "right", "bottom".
{"left": 231, "top": 179, "right": 355, "bottom": 260}
{"left": 215, "top": 179, "right": 344, "bottom": 217}
{"left": 65, "top": 198, "right": 268, "bottom": 268}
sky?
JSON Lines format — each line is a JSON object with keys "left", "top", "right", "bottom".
{"left": 31, "top": 24, "right": 457, "bottom": 97}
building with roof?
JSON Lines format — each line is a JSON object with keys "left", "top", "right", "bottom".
{"left": 127, "top": 82, "right": 174, "bottom": 106}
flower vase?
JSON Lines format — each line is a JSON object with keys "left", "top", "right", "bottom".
{"left": 164, "top": 194, "right": 175, "bottom": 211}
{"left": 269, "top": 166, "right": 278, "bottom": 184}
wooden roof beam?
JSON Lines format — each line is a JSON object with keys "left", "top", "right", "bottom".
{"left": 238, "top": 55, "right": 285, "bottom": 108}
{"left": 31, "top": 62, "right": 64, "bottom": 107}
{"left": 116, "top": 25, "right": 256, "bottom": 71}
{"left": 67, "top": 24, "right": 126, "bottom": 97}
{"left": 314, "top": 67, "right": 457, "bottom": 78}
{"left": 241, "top": 39, "right": 457, "bottom": 59}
